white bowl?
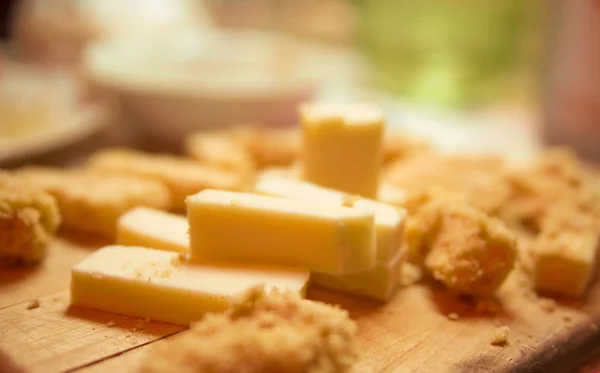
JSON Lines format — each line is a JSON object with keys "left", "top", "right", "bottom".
{"left": 83, "top": 29, "right": 320, "bottom": 145}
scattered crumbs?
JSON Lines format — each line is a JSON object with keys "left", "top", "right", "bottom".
{"left": 171, "top": 252, "right": 189, "bottom": 265}
{"left": 26, "top": 299, "right": 40, "bottom": 310}
{"left": 476, "top": 299, "right": 499, "bottom": 313}
{"left": 126, "top": 334, "right": 132, "bottom": 338}
{"left": 148, "top": 276, "right": 152, "bottom": 282}
{"left": 92, "top": 327, "right": 96, "bottom": 331}
{"left": 107, "top": 321, "right": 116, "bottom": 327}
{"left": 493, "top": 318, "right": 502, "bottom": 327}
{"left": 157, "top": 268, "right": 172, "bottom": 278}
{"left": 563, "top": 315, "right": 572, "bottom": 323}
{"left": 447, "top": 313, "right": 459, "bottom": 321}
{"left": 490, "top": 326, "right": 510, "bottom": 346}
{"left": 528, "top": 334, "right": 534, "bottom": 339}
{"left": 133, "top": 268, "right": 143, "bottom": 279}
{"left": 538, "top": 298, "right": 556, "bottom": 313}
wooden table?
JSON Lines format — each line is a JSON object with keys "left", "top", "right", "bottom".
{"left": 1, "top": 235, "right": 600, "bottom": 373}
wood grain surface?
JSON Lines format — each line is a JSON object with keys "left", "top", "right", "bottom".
{"left": 0, "top": 237, "right": 598, "bottom": 373}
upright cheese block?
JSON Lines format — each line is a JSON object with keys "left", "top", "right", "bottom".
{"left": 70, "top": 246, "right": 310, "bottom": 326}
{"left": 255, "top": 178, "right": 406, "bottom": 263}
{"left": 311, "top": 250, "right": 403, "bottom": 301}
{"left": 301, "top": 103, "right": 384, "bottom": 198}
{"left": 187, "top": 190, "right": 376, "bottom": 275}
{"left": 117, "top": 207, "right": 189, "bottom": 253}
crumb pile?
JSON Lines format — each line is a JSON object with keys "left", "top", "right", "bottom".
{"left": 137, "top": 286, "right": 359, "bottom": 373}
{"left": 0, "top": 171, "right": 60, "bottom": 265}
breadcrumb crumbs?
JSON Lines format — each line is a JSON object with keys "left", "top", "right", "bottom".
{"left": 26, "top": 299, "right": 40, "bottom": 310}
{"left": 490, "top": 326, "right": 510, "bottom": 346}
{"left": 137, "top": 286, "right": 359, "bottom": 373}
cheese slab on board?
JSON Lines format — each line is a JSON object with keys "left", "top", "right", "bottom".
{"left": 311, "top": 249, "right": 403, "bottom": 301}
{"left": 301, "top": 103, "right": 384, "bottom": 198}
{"left": 255, "top": 178, "right": 406, "bottom": 263}
{"left": 187, "top": 189, "right": 376, "bottom": 275}
{"left": 70, "top": 246, "right": 310, "bottom": 326}
{"left": 117, "top": 207, "right": 189, "bottom": 253}
{"left": 378, "top": 182, "right": 408, "bottom": 208}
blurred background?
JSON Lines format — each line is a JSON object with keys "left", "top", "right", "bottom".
{"left": 0, "top": 0, "right": 598, "bottom": 166}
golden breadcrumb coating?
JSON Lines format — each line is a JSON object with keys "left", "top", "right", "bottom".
{"left": 184, "top": 131, "right": 256, "bottom": 175}
{"left": 411, "top": 198, "right": 518, "bottom": 296}
{"left": 234, "top": 126, "right": 301, "bottom": 169}
{"left": 86, "top": 148, "right": 248, "bottom": 211}
{"left": 501, "top": 147, "right": 600, "bottom": 233}
{"left": 382, "top": 131, "right": 432, "bottom": 164}
{"left": 490, "top": 326, "right": 510, "bottom": 346}
{"left": 0, "top": 172, "right": 60, "bottom": 265}
{"left": 138, "top": 286, "right": 359, "bottom": 373}
{"left": 15, "top": 167, "right": 170, "bottom": 237}
{"left": 386, "top": 153, "right": 510, "bottom": 215}
{"left": 401, "top": 187, "right": 468, "bottom": 264}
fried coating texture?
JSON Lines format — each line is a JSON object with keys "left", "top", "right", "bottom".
{"left": 382, "top": 131, "right": 432, "bottom": 164}
{"left": 86, "top": 148, "right": 248, "bottom": 211}
{"left": 185, "top": 131, "right": 256, "bottom": 175}
{"left": 15, "top": 167, "right": 170, "bottom": 237}
{"left": 0, "top": 172, "right": 60, "bottom": 265}
{"left": 235, "top": 126, "right": 301, "bottom": 169}
{"left": 403, "top": 190, "right": 517, "bottom": 296}
{"left": 138, "top": 286, "right": 359, "bottom": 373}
{"left": 386, "top": 153, "right": 510, "bottom": 215}
{"left": 500, "top": 147, "right": 600, "bottom": 233}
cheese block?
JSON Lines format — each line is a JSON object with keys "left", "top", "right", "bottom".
{"left": 378, "top": 182, "right": 407, "bottom": 208}
{"left": 70, "top": 246, "right": 310, "bottom": 326}
{"left": 301, "top": 103, "right": 384, "bottom": 198}
{"left": 187, "top": 190, "right": 376, "bottom": 275}
{"left": 311, "top": 249, "right": 403, "bottom": 301}
{"left": 117, "top": 207, "right": 189, "bottom": 253}
{"left": 255, "top": 178, "right": 406, "bottom": 263}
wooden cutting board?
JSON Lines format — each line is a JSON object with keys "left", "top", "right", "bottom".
{"left": 1, "top": 237, "right": 599, "bottom": 373}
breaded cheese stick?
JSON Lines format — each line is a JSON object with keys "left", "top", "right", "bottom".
{"left": 15, "top": 167, "right": 170, "bottom": 237}
{"left": 233, "top": 126, "right": 301, "bottom": 168}
{"left": 86, "top": 148, "right": 249, "bottom": 211}
{"left": 137, "top": 286, "right": 359, "bottom": 373}
{"left": 0, "top": 172, "right": 60, "bottom": 265}
{"left": 420, "top": 200, "right": 518, "bottom": 296}
{"left": 184, "top": 131, "right": 256, "bottom": 175}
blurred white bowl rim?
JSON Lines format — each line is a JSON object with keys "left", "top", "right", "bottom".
{"left": 83, "top": 29, "right": 323, "bottom": 98}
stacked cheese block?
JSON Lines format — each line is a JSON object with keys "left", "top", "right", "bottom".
{"left": 70, "top": 103, "right": 408, "bottom": 326}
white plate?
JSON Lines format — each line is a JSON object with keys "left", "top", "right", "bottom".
{"left": 0, "top": 103, "right": 111, "bottom": 165}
